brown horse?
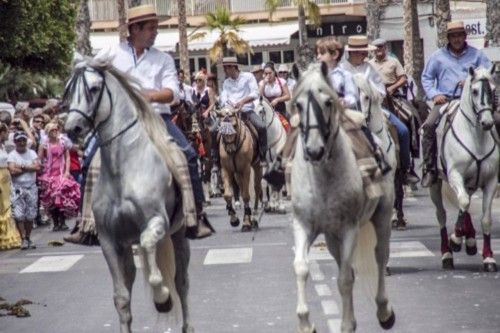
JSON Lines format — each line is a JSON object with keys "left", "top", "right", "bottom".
{"left": 216, "top": 105, "right": 262, "bottom": 232}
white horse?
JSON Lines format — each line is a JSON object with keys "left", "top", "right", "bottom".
{"left": 353, "top": 73, "right": 397, "bottom": 173}
{"left": 255, "top": 97, "right": 288, "bottom": 213}
{"left": 63, "top": 58, "right": 194, "bottom": 332}
{"left": 290, "top": 63, "right": 395, "bottom": 333}
{"left": 430, "top": 66, "right": 499, "bottom": 272}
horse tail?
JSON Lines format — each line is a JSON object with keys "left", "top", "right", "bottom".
{"left": 353, "top": 221, "right": 379, "bottom": 304}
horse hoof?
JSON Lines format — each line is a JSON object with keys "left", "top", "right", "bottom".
{"left": 442, "top": 257, "right": 454, "bottom": 270}
{"left": 241, "top": 224, "right": 252, "bottom": 232}
{"left": 379, "top": 310, "right": 396, "bottom": 330}
{"left": 252, "top": 219, "right": 259, "bottom": 229}
{"left": 484, "top": 262, "right": 498, "bottom": 272}
{"left": 465, "top": 244, "right": 477, "bottom": 256}
{"left": 449, "top": 239, "right": 462, "bottom": 253}
{"left": 154, "top": 295, "right": 173, "bottom": 313}
{"left": 230, "top": 218, "right": 240, "bottom": 227}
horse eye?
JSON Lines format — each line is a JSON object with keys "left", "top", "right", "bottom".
{"left": 295, "top": 102, "right": 303, "bottom": 112}
{"left": 325, "top": 98, "right": 332, "bottom": 107}
{"left": 472, "top": 89, "right": 479, "bottom": 96}
{"left": 89, "top": 86, "right": 100, "bottom": 94}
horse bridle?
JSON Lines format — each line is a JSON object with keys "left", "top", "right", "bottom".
{"left": 299, "top": 90, "right": 339, "bottom": 160}
{"left": 63, "top": 67, "right": 138, "bottom": 147}
{"left": 459, "top": 78, "right": 495, "bottom": 126}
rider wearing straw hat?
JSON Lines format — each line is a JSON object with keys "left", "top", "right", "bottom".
{"left": 420, "top": 21, "right": 491, "bottom": 187}
{"left": 95, "top": 4, "right": 214, "bottom": 239}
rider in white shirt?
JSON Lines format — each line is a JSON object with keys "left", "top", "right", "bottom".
{"left": 220, "top": 57, "right": 267, "bottom": 160}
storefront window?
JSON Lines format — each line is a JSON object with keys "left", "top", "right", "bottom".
{"left": 269, "top": 51, "right": 281, "bottom": 64}
{"left": 198, "top": 58, "right": 207, "bottom": 71}
{"left": 283, "top": 50, "right": 295, "bottom": 63}
{"left": 237, "top": 54, "right": 249, "bottom": 66}
{"left": 250, "top": 52, "right": 263, "bottom": 65}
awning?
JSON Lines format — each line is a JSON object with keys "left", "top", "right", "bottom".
{"left": 90, "top": 31, "right": 177, "bottom": 53}
{"left": 186, "top": 22, "right": 299, "bottom": 51}
{"left": 90, "top": 21, "right": 298, "bottom": 54}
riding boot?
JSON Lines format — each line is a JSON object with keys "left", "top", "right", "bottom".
{"left": 361, "top": 126, "right": 392, "bottom": 175}
{"left": 259, "top": 131, "right": 268, "bottom": 163}
{"left": 161, "top": 137, "right": 198, "bottom": 230}
{"left": 185, "top": 203, "right": 215, "bottom": 240}
{"left": 421, "top": 125, "right": 438, "bottom": 188}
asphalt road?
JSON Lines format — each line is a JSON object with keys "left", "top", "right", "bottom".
{"left": 1, "top": 185, "right": 500, "bottom": 333}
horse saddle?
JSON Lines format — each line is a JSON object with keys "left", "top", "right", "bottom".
{"left": 241, "top": 118, "right": 260, "bottom": 162}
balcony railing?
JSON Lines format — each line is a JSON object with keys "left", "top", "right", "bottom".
{"left": 89, "top": 0, "right": 358, "bottom": 22}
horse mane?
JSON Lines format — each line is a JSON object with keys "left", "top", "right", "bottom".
{"left": 85, "top": 57, "right": 175, "bottom": 172}
{"left": 352, "top": 73, "right": 382, "bottom": 103}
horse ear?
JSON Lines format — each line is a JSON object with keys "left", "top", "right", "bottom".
{"left": 320, "top": 61, "right": 329, "bottom": 80}
{"left": 291, "top": 63, "right": 301, "bottom": 80}
{"left": 468, "top": 66, "right": 475, "bottom": 78}
{"left": 259, "top": 95, "right": 263, "bottom": 103}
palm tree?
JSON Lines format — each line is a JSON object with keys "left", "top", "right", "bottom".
{"left": 403, "top": 0, "right": 424, "bottom": 100}
{"left": 75, "top": 0, "right": 92, "bottom": 56}
{"left": 178, "top": 0, "right": 190, "bottom": 81}
{"left": 190, "top": 7, "right": 252, "bottom": 89}
{"left": 117, "top": 0, "right": 127, "bottom": 42}
{"left": 435, "top": 0, "right": 451, "bottom": 48}
{"left": 365, "top": 0, "right": 383, "bottom": 41}
{"left": 486, "top": 0, "right": 500, "bottom": 47}
{"left": 265, "top": 0, "right": 321, "bottom": 69}
{"left": 129, "top": 0, "right": 141, "bottom": 6}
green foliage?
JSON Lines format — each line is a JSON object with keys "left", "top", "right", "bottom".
{"left": 0, "top": 0, "right": 77, "bottom": 76}
{"left": 0, "top": 62, "right": 64, "bottom": 102}
{"left": 265, "top": 0, "right": 322, "bottom": 27}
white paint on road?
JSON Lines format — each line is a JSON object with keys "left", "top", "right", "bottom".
{"left": 308, "top": 246, "right": 332, "bottom": 261}
{"left": 20, "top": 255, "right": 84, "bottom": 273}
{"left": 309, "top": 261, "right": 325, "bottom": 281}
{"left": 315, "top": 284, "right": 332, "bottom": 296}
{"left": 203, "top": 247, "right": 253, "bottom": 265}
{"left": 321, "top": 300, "right": 339, "bottom": 315}
{"left": 390, "top": 241, "right": 434, "bottom": 258}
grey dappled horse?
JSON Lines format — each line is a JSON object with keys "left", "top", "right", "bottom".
{"left": 430, "top": 66, "right": 499, "bottom": 272}
{"left": 255, "top": 97, "right": 288, "bottom": 213}
{"left": 63, "top": 58, "right": 194, "bottom": 333}
{"left": 290, "top": 63, "right": 395, "bottom": 333}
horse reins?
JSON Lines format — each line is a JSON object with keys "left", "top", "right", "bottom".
{"left": 63, "top": 67, "right": 139, "bottom": 147}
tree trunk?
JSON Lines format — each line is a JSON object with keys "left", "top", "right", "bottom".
{"left": 365, "top": 0, "right": 382, "bottom": 41}
{"left": 117, "top": 0, "right": 127, "bottom": 42}
{"left": 486, "top": 0, "right": 500, "bottom": 47}
{"left": 435, "top": 0, "right": 451, "bottom": 48}
{"left": 403, "top": 0, "right": 424, "bottom": 100}
{"left": 296, "top": 4, "right": 314, "bottom": 70}
{"left": 75, "top": 0, "right": 92, "bottom": 56}
{"left": 178, "top": 0, "right": 190, "bottom": 83}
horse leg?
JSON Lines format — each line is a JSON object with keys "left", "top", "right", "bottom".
{"left": 100, "top": 236, "right": 136, "bottom": 333}
{"left": 222, "top": 168, "right": 239, "bottom": 227}
{"left": 171, "top": 227, "right": 194, "bottom": 333}
{"left": 140, "top": 216, "right": 171, "bottom": 309}
{"left": 293, "top": 217, "right": 316, "bottom": 333}
{"left": 237, "top": 169, "right": 252, "bottom": 232}
{"left": 480, "top": 180, "right": 497, "bottom": 272}
{"left": 393, "top": 169, "right": 406, "bottom": 230}
{"left": 371, "top": 202, "right": 396, "bottom": 329}
{"left": 337, "top": 226, "right": 357, "bottom": 332}
{"left": 429, "top": 180, "right": 453, "bottom": 269}
{"left": 448, "top": 170, "right": 471, "bottom": 252}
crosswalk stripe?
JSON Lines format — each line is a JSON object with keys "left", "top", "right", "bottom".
{"left": 203, "top": 247, "right": 253, "bottom": 265}
{"left": 20, "top": 255, "right": 84, "bottom": 273}
{"left": 328, "top": 319, "right": 342, "bottom": 333}
{"left": 321, "top": 300, "right": 339, "bottom": 315}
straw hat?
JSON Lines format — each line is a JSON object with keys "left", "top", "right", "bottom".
{"left": 222, "top": 57, "right": 239, "bottom": 66}
{"left": 127, "top": 4, "right": 158, "bottom": 25}
{"left": 0, "top": 102, "right": 15, "bottom": 119}
{"left": 277, "top": 64, "right": 289, "bottom": 73}
{"left": 371, "top": 38, "right": 387, "bottom": 47}
{"left": 447, "top": 21, "right": 466, "bottom": 34}
{"left": 345, "top": 36, "right": 376, "bottom": 52}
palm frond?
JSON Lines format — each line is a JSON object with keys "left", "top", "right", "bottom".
{"left": 307, "top": 1, "right": 321, "bottom": 27}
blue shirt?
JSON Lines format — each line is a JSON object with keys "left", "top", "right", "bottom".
{"left": 421, "top": 43, "right": 491, "bottom": 100}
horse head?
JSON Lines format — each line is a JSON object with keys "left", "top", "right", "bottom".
{"left": 216, "top": 105, "right": 240, "bottom": 148}
{"left": 255, "top": 96, "right": 274, "bottom": 126}
{"left": 291, "top": 62, "right": 341, "bottom": 161}
{"left": 352, "top": 73, "right": 383, "bottom": 124}
{"left": 62, "top": 56, "right": 113, "bottom": 142}
{"left": 463, "top": 65, "right": 497, "bottom": 130}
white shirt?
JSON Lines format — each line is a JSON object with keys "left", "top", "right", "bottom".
{"left": 340, "top": 60, "right": 386, "bottom": 98}
{"left": 262, "top": 78, "right": 287, "bottom": 99}
{"left": 286, "top": 78, "right": 297, "bottom": 94}
{"left": 8, "top": 149, "right": 38, "bottom": 186}
{"left": 220, "top": 72, "right": 259, "bottom": 112}
{"left": 179, "top": 83, "right": 194, "bottom": 105}
{"left": 0, "top": 145, "right": 8, "bottom": 168}
{"left": 328, "top": 67, "right": 358, "bottom": 109}
{"left": 96, "top": 42, "right": 179, "bottom": 115}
